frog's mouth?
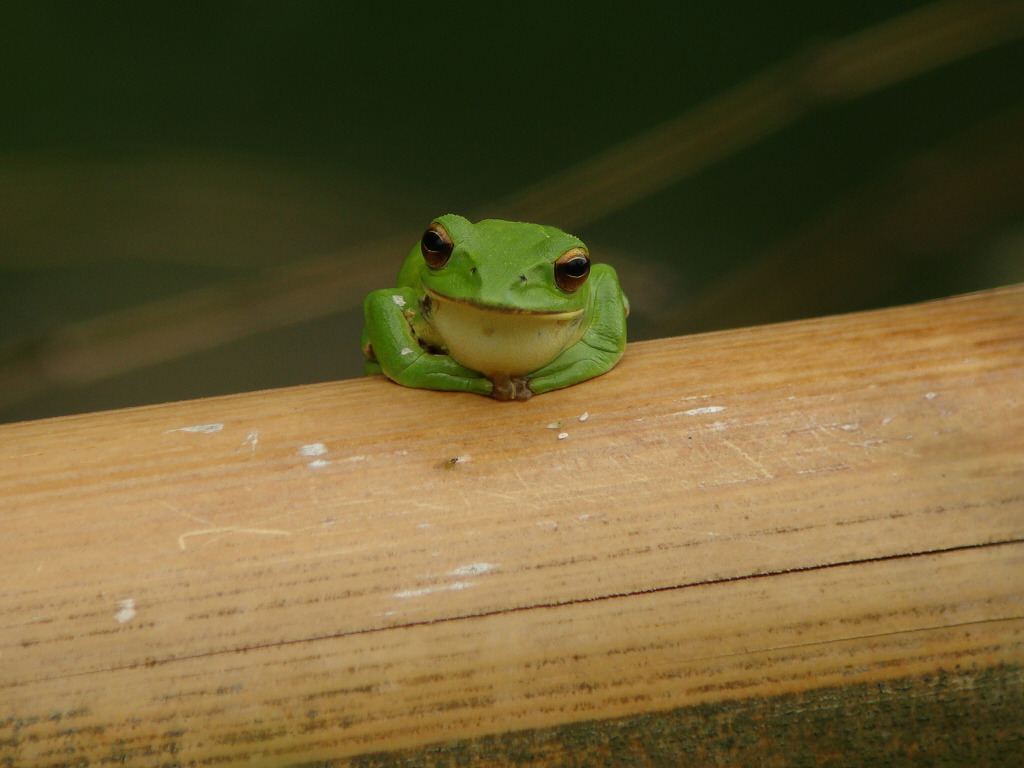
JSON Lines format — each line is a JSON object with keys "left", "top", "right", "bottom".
{"left": 422, "top": 287, "right": 586, "bottom": 377}
{"left": 423, "top": 287, "right": 582, "bottom": 316}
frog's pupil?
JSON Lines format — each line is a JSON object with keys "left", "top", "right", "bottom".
{"left": 565, "top": 257, "right": 588, "bottom": 277}
{"left": 423, "top": 231, "right": 445, "bottom": 252}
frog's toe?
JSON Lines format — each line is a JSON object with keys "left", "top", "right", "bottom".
{"left": 511, "top": 377, "right": 533, "bottom": 401}
{"left": 490, "top": 374, "right": 515, "bottom": 401}
{"left": 489, "top": 373, "right": 532, "bottom": 401}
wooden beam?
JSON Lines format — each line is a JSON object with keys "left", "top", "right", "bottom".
{"left": 2, "top": 285, "right": 1023, "bottom": 766}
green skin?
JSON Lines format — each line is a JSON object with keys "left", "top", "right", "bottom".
{"left": 362, "top": 214, "right": 628, "bottom": 401}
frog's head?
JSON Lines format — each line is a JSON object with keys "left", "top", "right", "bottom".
{"left": 413, "top": 214, "right": 592, "bottom": 315}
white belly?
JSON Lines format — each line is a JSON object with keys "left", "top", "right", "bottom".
{"left": 425, "top": 292, "right": 585, "bottom": 377}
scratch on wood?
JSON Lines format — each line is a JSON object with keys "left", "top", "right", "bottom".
{"left": 160, "top": 500, "right": 210, "bottom": 526}
{"left": 796, "top": 464, "right": 851, "bottom": 475}
{"left": 721, "top": 439, "right": 775, "bottom": 480}
{"left": 237, "top": 430, "right": 259, "bottom": 456}
{"left": 178, "top": 527, "right": 293, "bottom": 551}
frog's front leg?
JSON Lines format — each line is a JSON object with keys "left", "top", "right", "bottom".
{"left": 527, "top": 265, "right": 627, "bottom": 396}
{"left": 526, "top": 339, "right": 623, "bottom": 396}
{"left": 363, "top": 288, "right": 493, "bottom": 396}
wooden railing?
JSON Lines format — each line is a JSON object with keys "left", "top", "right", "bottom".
{"left": 2, "top": 285, "right": 1022, "bottom": 766}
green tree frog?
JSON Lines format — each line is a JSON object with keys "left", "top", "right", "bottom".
{"left": 361, "top": 215, "right": 628, "bottom": 400}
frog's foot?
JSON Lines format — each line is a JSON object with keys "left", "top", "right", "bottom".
{"left": 490, "top": 373, "right": 533, "bottom": 401}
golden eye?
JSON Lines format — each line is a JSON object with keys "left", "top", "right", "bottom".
{"left": 554, "top": 248, "right": 590, "bottom": 293}
{"left": 421, "top": 223, "right": 454, "bottom": 269}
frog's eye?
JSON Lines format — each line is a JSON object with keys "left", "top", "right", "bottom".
{"left": 554, "top": 249, "right": 590, "bottom": 293}
{"left": 421, "top": 223, "right": 454, "bottom": 269}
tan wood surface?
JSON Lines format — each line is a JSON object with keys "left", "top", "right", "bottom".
{"left": 2, "top": 285, "right": 1023, "bottom": 766}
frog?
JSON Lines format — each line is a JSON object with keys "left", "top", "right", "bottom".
{"left": 361, "top": 214, "right": 628, "bottom": 401}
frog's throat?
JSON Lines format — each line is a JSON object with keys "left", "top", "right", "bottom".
{"left": 421, "top": 287, "right": 586, "bottom": 377}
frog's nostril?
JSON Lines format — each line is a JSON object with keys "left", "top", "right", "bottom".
{"left": 519, "top": 275, "right": 527, "bottom": 282}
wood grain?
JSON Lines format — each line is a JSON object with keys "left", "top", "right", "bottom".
{"left": 2, "top": 285, "right": 1023, "bottom": 766}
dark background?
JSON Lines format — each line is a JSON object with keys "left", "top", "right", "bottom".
{"left": 2, "top": 1, "right": 1023, "bottom": 423}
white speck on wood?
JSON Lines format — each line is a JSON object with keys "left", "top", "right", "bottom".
{"left": 925, "top": 392, "right": 938, "bottom": 399}
{"left": 308, "top": 459, "right": 331, "bottom": 469}
{"left": 393, "top": 581, "right": 475, "bottom": 600}
{"left": 448, "top": 563, "right": 497, "bottom": 576}
{"left": 393, "top": 586, "right": 435, "bottom": 599}
{"left": 298, "top": 443, "right": 328, "bottom": 456}
{"left": 165, "top": 423, "right": 224, "bottom": 434}
{"left": 557, "top": 432, "right": 569, "bottom": 440}
{"left": 114, "top": 599, "right": 136, "bottom": 624}
{"left": 579, "top": 412, "right": 589, "bottom": 422}
{"left": 682, "top": 406, "right": 726, "bottom": 416}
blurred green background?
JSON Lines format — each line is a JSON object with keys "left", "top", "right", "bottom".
{"left": 2, "top": 1, "right": 1023, "bottom": 423}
